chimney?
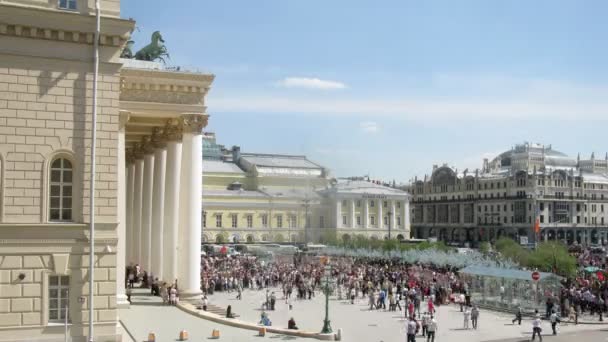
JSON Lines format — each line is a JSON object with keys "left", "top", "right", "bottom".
{"left": 232, "top": 146, "right": 241, "bottom": 162}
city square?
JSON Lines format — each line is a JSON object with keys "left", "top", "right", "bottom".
{"left": 1, "top": 0, "right": 608, "bottom": 342}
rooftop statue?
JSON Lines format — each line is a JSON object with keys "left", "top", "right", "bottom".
{"left": 133, "top": 31, "right": 170, "bottom": 63}
{"left": 120, "top": 40, "right": 135, "bottom": 59}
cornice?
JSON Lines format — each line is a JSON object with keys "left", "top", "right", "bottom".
{"left": 0, "top": 4, "right": 133, "bottom": 48}
{"left": 0, "top": 22, "right": 126, "bottom": 47}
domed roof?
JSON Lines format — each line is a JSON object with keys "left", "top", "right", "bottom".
{"left": 492, "top": 143, "right": 576, "bottom": 169}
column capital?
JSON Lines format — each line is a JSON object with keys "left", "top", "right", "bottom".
{"left": 180, "top": 113, "right": 208, "bottom": 135}
{"left": 164, "top": 118, "right": 183, "bottom": 142}
{"left": 141, "top": 136, "right": 156, "bottom": 155}
{"left": 130, "top": 143, "right": 146, "bottom": 160}
{"left": 151, "top": 127, "right": 167, "bottom": 149}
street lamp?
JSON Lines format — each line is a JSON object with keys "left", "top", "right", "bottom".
{"left": 302, "top": 198, "right": 312, "bottom": 243}
{"left": 387, "top": 210, "right": 392, "bottom": 240}
{"left": 320, "top": 263, "right": 334, "bottom": 334}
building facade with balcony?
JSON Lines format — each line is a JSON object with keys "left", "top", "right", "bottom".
{"left": 406, "top": 142, "right": 608, "bottom": 246}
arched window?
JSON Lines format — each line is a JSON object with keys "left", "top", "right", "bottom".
{"left": 49, "top": 158, "right": 73, "bottom": 221}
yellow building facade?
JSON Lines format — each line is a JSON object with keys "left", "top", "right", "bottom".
{"left": 202, "top": 141, "right": 411, "bottom": 243}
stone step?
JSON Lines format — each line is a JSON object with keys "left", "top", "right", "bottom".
{"left": 199, "top": 304, "right": 240, "bottom": 318}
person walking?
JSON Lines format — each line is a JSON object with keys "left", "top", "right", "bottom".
{"left": 459, "top": 292, "right": 465, "bottom": 312}
{"left": 550, "top": 310, "right": 559, "bottom": 335}
{"left": 406, "top": 316, "right": 418, "bottom": 342}
{"left": 531, "top": 314, "right": 543, "bottom": 341}
{"left": 463, "top": 306, "right": 471, "bottom": 329}
{"left": 421, "top": 312, "right": 429, "bottom": 337}
{"left": 236, "top": 284, "right": 242, "bottom": 300}
{"left": 512, "top": 306, "right": 522, "bottom": 325}
{"left": 426, "top": 315, "right": 437, "bottom": 342}
{"left": 471, "top": 305, "right": 479, "bottom": 329}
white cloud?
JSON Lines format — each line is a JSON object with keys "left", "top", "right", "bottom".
{"left": 208, "top": 74, "right": 608, "bottom": 121}
{"left": 359, "top": 121, "right": 379, "bottom": 134}
{"left": 276, "top": 77, "right": 347, "bottom": 90}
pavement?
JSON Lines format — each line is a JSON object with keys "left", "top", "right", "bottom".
{"left": 204, "top": 287, "right": 608, "bottom": 342}
{"left": 118, "top": 289, "right": 304, "bottom": 342}
{"left": 119, "top": 287, "right": 608, "bottom": 342}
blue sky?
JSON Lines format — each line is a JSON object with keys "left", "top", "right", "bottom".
{"left": 122, "top": 0, "right": 608, "bottom": 183}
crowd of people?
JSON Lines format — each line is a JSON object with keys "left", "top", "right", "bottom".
{"left": 122, "top": 243, "right": 608, "bottom": 340}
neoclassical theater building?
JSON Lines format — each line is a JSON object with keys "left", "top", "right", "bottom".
{"left": 0, "top": 0, "right": 212, "bottom": 341}
{"left": 407, "top": 142, "right": 608, "bottom": 246}
{"left": 202, "top": 138, "right": 411, "bottom": 244}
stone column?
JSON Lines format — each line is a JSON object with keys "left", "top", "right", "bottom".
{"left": 363, "top": 199, "right": 369, "bottom": 228}
{"left": 378, "top": 200, "right": 383, "bottom": 229}
{"left": 178, "top": 114, "right": 207, "bottom": 301}
{"left": 350, "top": 200, "right": 356, "bottom": 228}
{"left": 162, "top": 125, "right": 182, "bottom": 283}
{"left": 150, "top": 132, "right": 167, "bottom": 279}
{"left": 335, "top": 199, "right": 342, "bottom": 229}
{"left": 132, "top": 157, "right": 144, "bottom": 265}
{"left": 141, "top": 149, "right": 155, "bottom": 272}
{"left": 116, "top": 112, "right": 129, "bottom": 308}
{"left": 126, "top": 162, "right": 135, "bottom": 264}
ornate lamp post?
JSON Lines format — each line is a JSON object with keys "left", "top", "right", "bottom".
{"left": 320, "top": 263, "right": 335, "bottom": 334}
{"left": 387, "top": 210, "right": 392, "bottom": 240}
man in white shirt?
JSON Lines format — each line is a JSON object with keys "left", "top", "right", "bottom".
{"left": 426, "top": 315, "right": 437, "bottom": 342}
{"left": 406, "top": 316, "right": 418, "bottom": 342}
{"left": 532, "top": 314, "right": 543, "bottom": 341}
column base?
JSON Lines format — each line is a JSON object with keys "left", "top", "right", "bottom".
{"left": 116, "top": 294, "right": 130, "bottom": 308}
{"left": 179, "top": 289, "right": 203, "bottom": 303}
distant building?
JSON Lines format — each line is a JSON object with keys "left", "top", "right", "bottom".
{"left": 407, "top": 142, "right": 608, "bottom": 246}
{"left": 202, "top": 142, "right": 411, "bottom": 243}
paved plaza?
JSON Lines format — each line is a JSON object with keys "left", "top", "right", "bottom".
{"left": 202, "top": 287, "right": 607, "bottom": 342}
{"left": 119, "top": 290, "right": 301, "bottom": 342}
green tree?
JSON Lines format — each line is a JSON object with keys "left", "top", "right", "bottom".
{"left": 478, "top": 242, "right": 491, "bottom": 255}
{"left": 494, "top": 237, "right": 529, "bottom": 264}
{"left": 528, "top": 242, "right": 576, "bottom": 278}
{"left": 382, "top": 239, "right": 399, "bottom": 251}
{"left": 320, "top": 231, "right": 338, "bottom": 245}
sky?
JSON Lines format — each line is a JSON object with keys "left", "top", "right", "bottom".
{"left": 121, "top": 0, "right": 608, "bottom": 183}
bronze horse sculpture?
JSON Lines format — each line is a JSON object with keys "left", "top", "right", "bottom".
{"left": 133, "top": 31, "right": 170, "bottom": 63}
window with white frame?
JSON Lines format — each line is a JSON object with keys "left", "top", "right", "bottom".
{"left": 202, "top": 212, "right": 206, "bottom": 228}
{"left": 342, "top": 215, "right": 347, "bottom": 225}
{"left": 320, "top": 216, "right": 325, "bottom": 228}
{"left": 397, "top": 202, "right": 401, "bottom": 209}
{"left": 50, "top": 158, "right": 73, "bottom": 222}
{"left": 356, "top": 216, "right": 361, "bottom": 226}
{"left": 397, "top": 217, "right": 401, "bottom": 227}
{"left": 370, "top": 200, "right": 375, "bottom": 207}
{"left": 370, "top": 216, "right": 376, "bottom": 225}
{"left": 384, "top": 216, "right": 389, "bottom": 225}
{"left": 231, "top": 214, "right": 238, "bottom": 228}
{"left": 58, "top": 0, "right": 77, "bottom": 10}
{"left": 261, "top": 214, "right": 268, "bottom": 228}
{"left": 288, "top": 215, "right": 297, "bottom": 228}
{"left": 48, "top": 275, "right": 70, "bottom": 322}
{"left": 246, "top": 215, "right": 253, "bottom": 228}
{"left": 215, "top": 214, "right": 222, "bottom": 228}
{"left": 276, "top": 215, "right": 283, "bottom": 228}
